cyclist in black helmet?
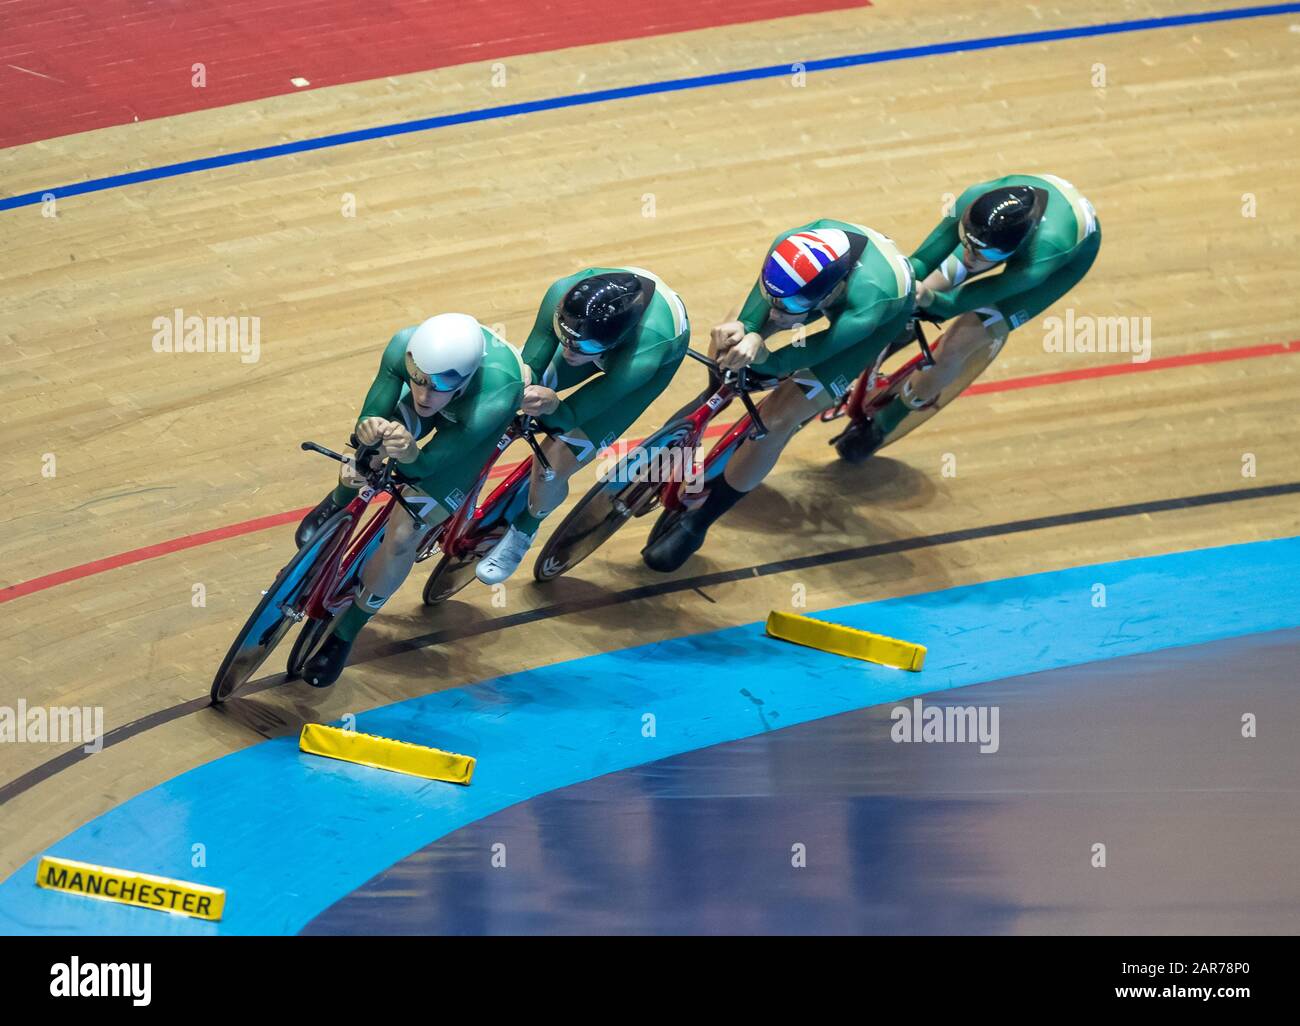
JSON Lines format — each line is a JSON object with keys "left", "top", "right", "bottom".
{"left": 475, "top": 268, "right": 690, "bottom": 584}
{"left": 835, "top": 174, "right": 1101, "bottom": 463}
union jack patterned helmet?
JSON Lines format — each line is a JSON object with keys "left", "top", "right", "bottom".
{"left": 759, "top": 227, "right": 860, "bottom": 314}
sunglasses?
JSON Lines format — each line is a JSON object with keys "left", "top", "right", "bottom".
{"left": 760, "top": 282, "right": 817, "bottom": 316}
{"left": 958, "top": 227, "right": 1016, "bottom": 264}
{"left": 409, "top": 366, "right": 470, "bottom": 393}
{"left": 553, "top": 311, "right": 613, "bottom": 356}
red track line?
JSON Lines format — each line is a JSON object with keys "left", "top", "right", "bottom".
{"left": 964, "top": 339, "right": 1300, "bottom": 396}
{"left": 2, "top": 339, "right": 1296, "bottom": 606}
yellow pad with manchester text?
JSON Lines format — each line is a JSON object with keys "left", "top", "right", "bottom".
{"left": 36, "top": 855, "right": 225, "bottom": 920}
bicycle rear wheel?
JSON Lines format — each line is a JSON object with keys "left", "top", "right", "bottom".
{"left": 210, "top": 511, "right": 352, "bottom": 704}
{"left": 644, "top": 505, "right": 686, "bottom": 548}
{"left": 533, "top": 422, "right": 693, "bottom": 582}
{"left": 422, "top": 545, "right": 492, "bottom": 605}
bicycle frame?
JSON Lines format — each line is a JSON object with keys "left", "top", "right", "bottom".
{"left": 437, "top": 433, "right": 531, "bottom": 559}
{"left": 300, "top": 486, "right": 403, "bottom": 620}
{"left": 658, "top": 379, "right": 754, "bottom": 513}
{"left": 427, "top": 416, "right": 551, "bottom": 560}
{"left": 845, "top": 337, "right": 942, "bottom": 424}
{"left": 820, "top": 317, "right": 942, "bottom": 425}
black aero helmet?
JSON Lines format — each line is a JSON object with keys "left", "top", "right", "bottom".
{"left": 958, "top": 185, "right": 1049, "bottom": 262}
{"left": 554, "top": 273, "right": 655, "bottom": 355}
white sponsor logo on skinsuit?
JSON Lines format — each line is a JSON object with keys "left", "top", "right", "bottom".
{"left": 792, "top": 375, "right": 823, "bottom": 400}
{"left": 557, "top": 434, "right": 595, "bottom": 462}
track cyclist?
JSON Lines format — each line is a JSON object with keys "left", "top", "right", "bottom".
{"left": 474, "top": 268, "right": 690, "bottom": 584}
{"left": 835, "top": 174, "right": 1102, "bottom": 461}
{"left": 293, "top": 313, "right": 525, "bottom": 686}
{"left": 641, "top": 219, "right": 915, "bottom": 572}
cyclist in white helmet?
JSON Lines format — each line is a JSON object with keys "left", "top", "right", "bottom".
{"left": 294, "top": 313, "right": 524, "bottom": 687}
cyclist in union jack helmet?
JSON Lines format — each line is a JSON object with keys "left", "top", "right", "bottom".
{"left": 642, "top": 218, "right": 915, "bottom": 573}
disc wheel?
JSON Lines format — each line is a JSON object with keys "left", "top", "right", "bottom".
{"left": 644, "top": 505, "right": 686, "bottom": 549}
{"left": 210, "top": 512, "right": 351, "bottom": 704}
{"left": 286, "top": 613, "right": 336, "bottom": 680}
{"left": 422, "top": 547, "right": 488, "bottom": 605}
{"left": 533, "top": 421, "right": 693, "bottom": 582}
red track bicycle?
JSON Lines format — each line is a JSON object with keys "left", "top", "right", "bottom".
{"left": 821, "top": 312, "right": 1000, "bottom": 462}
{"left": 531, "top": 349, "right": 780, "bottom": 581}
{"left": 419, "top": 417, "right": 553, "bottom": 605}
{"left": 209, "top": 418, "right": 550, "bottom": 703}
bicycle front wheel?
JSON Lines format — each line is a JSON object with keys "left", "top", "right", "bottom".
{"left": 210, "top": 511, "right": 352, "bottom": 704}
{"left": 533, "top": 421, "right": 693, "bottom": 582}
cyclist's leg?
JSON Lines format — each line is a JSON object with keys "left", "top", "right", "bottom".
{"left": 719, "top": 374, "right": 838, "bottom": 489}
{"left": 899, "top": 309, "right": 1008, "bottom": 408}
{"left": 304, "top": 395, "right": 518, "bottom": 686}
{"left": 644, "top": 310, "right": 908, "bottom": 571}
{"left": 727, "top": 307, "right": 911, "bottom": 488}
{"left": 478, "top": 360, "right": 680, "bottom": 582}
{"left": 867, "top": 230, "right": 1101, "bottom": 442}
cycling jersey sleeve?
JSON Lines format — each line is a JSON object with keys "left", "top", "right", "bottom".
{"left": 908, "top": 180, "right": 989, "bottom": 280}
{"left": 521, "top": 273, "right": 582, "bottom": 381}
{"left": 356, "top": 331, "right": 411, "bottom": 424}
{"left": 753, "top": 296, "right": 895, "bottom": 379}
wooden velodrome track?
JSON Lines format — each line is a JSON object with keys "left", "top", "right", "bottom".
{"left": 1, "top": 0, "right": 1298, "bottom": 886}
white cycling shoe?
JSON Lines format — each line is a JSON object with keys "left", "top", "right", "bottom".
{"left": 475, "top": 525, "right": 535, "bottom": 585}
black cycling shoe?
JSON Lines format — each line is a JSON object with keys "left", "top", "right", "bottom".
{"left": 295, "top": 492, "right": 346, "bottom": 548}
{"left": 641, "top": 515, "right": 709, "bottom": 573}
{"left": 302, "top": 633, "right": 353, "bottom": 689}
{"left": 833, "top": 417, "right": 885, "bottom": 464}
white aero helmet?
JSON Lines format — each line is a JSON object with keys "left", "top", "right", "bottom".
{"left": 405, "top": 313, "right": 486, "bottom": 392}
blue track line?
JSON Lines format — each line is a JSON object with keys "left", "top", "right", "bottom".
{"left": 2, "top": 3, "right": 1298, "bottom": 212}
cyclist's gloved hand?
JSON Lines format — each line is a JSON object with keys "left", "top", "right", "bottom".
{"left": 718, "top": 332, "right": 767, "bottom": 371}
{"left": 710, "top": 320, "right": 746, "bottom": 349}
{"left": 521, "top": 385, "right": 560, "bottom": 417}
{"left": 379, "top": 422, "right": 420, "bottom": 464}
